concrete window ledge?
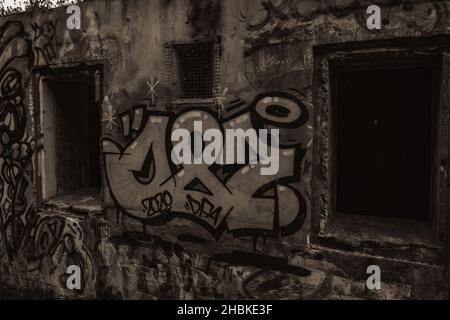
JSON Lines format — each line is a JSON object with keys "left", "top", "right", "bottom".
{"left": 318, "top": 213, "right": 445, "bottom": 265}
{"left": 41, "top": 189, "right": 104, "bottom": 217}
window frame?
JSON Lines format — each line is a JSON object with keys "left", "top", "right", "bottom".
{"left": 32, "top": 64, "right": 104, "bottom": 208}
{"left": 312, "top": 37, "right": 450, "bottom": 248}
{"left": 331, "top": 55, "right": 439, "bottom": 222}
{"left": 165, "top": 39, "right": 220, "bottom": 106}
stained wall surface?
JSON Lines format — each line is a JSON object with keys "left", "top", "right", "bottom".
{"left": 0, "top": 0, "right": 449, "bottom": 299}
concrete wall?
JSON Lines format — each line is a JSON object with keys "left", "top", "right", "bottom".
{"left": 0, "top": 0, "right": 449, "bottom": 299}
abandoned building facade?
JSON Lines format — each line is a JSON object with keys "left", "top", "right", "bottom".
{"left": 0, "top": 0, "right": 449, "bottom": 299}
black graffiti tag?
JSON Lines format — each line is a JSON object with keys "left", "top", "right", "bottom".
{"left": 142, "top": 191, "right": 172, "bottom": 217}
{"left": 185, "top": 194, "right": 222, "bottom": 226}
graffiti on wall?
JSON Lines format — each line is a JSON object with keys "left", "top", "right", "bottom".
{"left": 0, "top": 20, "right": 94, "bottom": 294}
{"left": 31, "top": 20, "right": 58, "bottom": 65}
{"left": 0, "top": 20, "right": 34, "bottom": 261}
{"left": 238, "top": 0, "right": 449, "bottom": 36}
{"left": 103, "top": 90, "right": 310, "bottom": 246}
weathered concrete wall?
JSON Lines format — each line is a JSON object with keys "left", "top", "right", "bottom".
{"left": 0, "top": 0, "right": 449, "bottom": 299}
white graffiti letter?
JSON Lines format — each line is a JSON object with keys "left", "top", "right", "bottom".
{"left": 366, "top": 5, "right": 381, "bottom": 30}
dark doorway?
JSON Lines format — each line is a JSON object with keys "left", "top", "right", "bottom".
{"left": 41, "top": 74, "right": 101, "bottom": 199}
{"left": 333, "top": 62, "right": 437, "bottom": 221}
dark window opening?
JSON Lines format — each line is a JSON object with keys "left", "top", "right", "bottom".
{"left": 41, "top": 74, "right": 101, "bottom": 200}
{"left": 333, "top": 63, "right": 436, "bottom": 221}
{"left": 174, "top": 41, "right": 214, "bottom": 99}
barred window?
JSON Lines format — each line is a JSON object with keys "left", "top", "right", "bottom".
{"left": 167, "top": 40, "right": 219, "bottom": 102}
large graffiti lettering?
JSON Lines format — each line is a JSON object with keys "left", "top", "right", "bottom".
{"left": 103, "top": 91, "right": 310, "bottom": 243}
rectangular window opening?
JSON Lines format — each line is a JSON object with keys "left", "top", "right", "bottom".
{"left": 332, "top": 60, "right": 438, "bottom": 222}
{"left": 173, "top": 41, "right": 214, "bottom": 100}
{"left": 40, "top": 71, "right": 101, "bottom": 203}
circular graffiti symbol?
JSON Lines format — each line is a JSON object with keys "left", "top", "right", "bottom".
{"left": 252, "top": 93, "right": 308, "bottom": 129}
{"left": 0, "top": 69, "right": 21, "bottom": 98}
